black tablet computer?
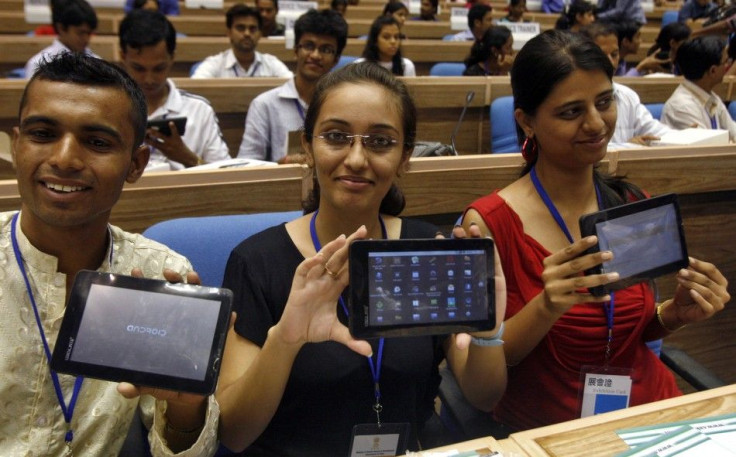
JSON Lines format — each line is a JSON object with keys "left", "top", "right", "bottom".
{"left": 349, "top": 238, "right": 495, "bottom": 338}
{"left": 579, "top": 193, "right": 689, "bottom": 297}
{"left": 51, "top": 270, "right": 232, "bottom": 395}
{"left": 147, "top": 116, "right": 187, "bottom": 136}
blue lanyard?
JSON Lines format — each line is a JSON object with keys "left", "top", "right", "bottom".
{"left": 309, "top": 210, "right": 387, "bottom": 423}
{"left": 710, "top": 115, "right": 718, "bottom": 130}
{"left": 293, "top": 99, "right": 305, "bottom": 121}
{"left": 530, "top": 168, "right": 616, "bottom": 363}
{"left": 10, "top": 212, "right": 113, "bottom": 446}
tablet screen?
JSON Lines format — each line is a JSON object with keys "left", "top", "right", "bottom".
{"left": 70, "top": 284, "right": 221, "bottom": 381}
{"left": 349, "top": 238, "right": 495, "bottom": 338}
{"left": 51, "top": 271, "right": 232, "bottom": 394}
{"left": 366, "top": 248, "right": 489, "bottom": 327}
{"left": 596, "top": 203, "right": 683, "bottom": 279}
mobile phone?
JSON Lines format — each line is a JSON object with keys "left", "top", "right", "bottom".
{"left": 349, "top": 238, "right": 495, "bottom": 338}
{"left": 147, "top": 116, "right": 187, "bottom": 136}
{"left": 50, "top": 270, "right": 232, "bottom": 395}
{"left": 579, "top": 193, "right": 689, "bottom": 297}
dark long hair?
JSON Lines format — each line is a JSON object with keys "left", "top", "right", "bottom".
{"left": 554, "top": 0, "right": 593, "bottom": 30}
{"left": 510, "top": 30, "right": 644, "bottom": 206}
{"left": 362, "top": 15, "right": 404, "bottom": 75}
{"left": 464, "top": 26, "right": 511, "bottom": 70}
{"left": 302, "top": 62, "right": 416, "bottom": 215}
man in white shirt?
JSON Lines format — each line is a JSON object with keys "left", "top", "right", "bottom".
{"left": 448, "top": 3, "right": 493, "bottom": 42}
{"left": 238, "top": 9, "right": 348, "bottom": 163}
{"left": 582, "top": 23, "right": 672, "bottom": 148}
{"left": 662, "top": 36, "right": 736, "bottom": 142}
{"left": 119, "top": 10, "right": 230, "bottom": 170}
{"left": 3, "top": 51, "right": 218, "bottom": 457}
{"left": 192, "top": 4, "right": 292, "bottom": 79}
{"left": 25, "top": 0, "right": 99, "bottom": 78}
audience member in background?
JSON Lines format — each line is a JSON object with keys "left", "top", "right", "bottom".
{"left": 119, "top": 10, "right": 230, "bottom": 170}
{"left": 25, "top": 0, "right": 99, "bottom": 78}
{"left": 192, "top": 4, "right": 292, "bottom": 78}
{"left": 499, "top": 0, "right": 528, "bottom": 23}
{"left": 125, "top": 0, "right": 177, "bottom": 14}
{"left": 609, "top": 20, "right": 669, "bottom": 76}
{"left": 646, "top": 22, "right": 691, "bottom": 75}
{"left": 414, "top": 0, "right": 438, "bottom": 21}
{"left": 554, "top": 0, "right": 595, "bottom": 33}
{"left": 2, "top": 52, "right": 219, "bottom": 457}
{"left": 256, "top": 0, "right": 285, "bottom": 37}
{"left": 132, "top": 0, "right": 160, "bottom": 11}
{"left": 662, "top": 36, "right": 736, "bottom": 141}
{"left": 581, "top": 23, "right": 672, "bottom": 147}
{"left": 331, "top": 0, "right": 348, "bottom": 16}
{"left": 218, "top": 62, "right": 508, "bottom": 456}
{"left": 448, "top": 3, "right": 493, "bottom": 41}
{"left": 463, "top": 30, "right": 728, "bottom": 432}
{"left": 383, "top": 1, "right": 410, "bottom": 38}
{"left": 238, "top": 10, "right": 348, "bottom": 163}
{"left": 463, "top": 26, "right": 514, "bottom": 76}
{"left": 596, "top": 0, "right": 645, "bottom": 25}
{"left": 356, "top": 16, "right": 416, "bottom": 76}
{"left": 678, "top": 0, "right": 718, "bottom": 28}
{"left": 542, "top": 0, "right": 564, "bottom": 13}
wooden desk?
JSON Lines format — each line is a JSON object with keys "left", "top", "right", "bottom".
{"left": 508, "top": 384, "right": 736, "bottom": 456}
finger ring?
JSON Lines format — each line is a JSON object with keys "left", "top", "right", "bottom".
{"left": 324, "top": 265, "right": 339, "bottom": 279}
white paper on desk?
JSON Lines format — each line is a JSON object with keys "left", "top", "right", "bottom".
{"left": 650, "top": 128, "right": 729, "bottom": 147}
{"left": 616, "top": 412, "right": 736, "bottom": 450}
{"left": 181, "top": 158, "right": 278, "bottom": 171}
{"left": 614, "top": 425, "right": 736, "bottom": 456}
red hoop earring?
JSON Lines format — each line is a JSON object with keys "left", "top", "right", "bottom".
{"left": 521, "top": 136, "right": 538, "bottom": 162}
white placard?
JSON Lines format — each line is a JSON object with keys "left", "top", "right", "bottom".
{"left": 277, "top": 1, "right": 318, "bottom": 26}
{"left": 497, "top": 22, "right": 541, "bottom": 51}
{"left": 24, "top": 0, "right": 50, "bottom": 24}
{"left": 450, "top": 7, "right": 468, "bottom": 31}
{"left": 184, "top": 0, "right": 224, "bottom": 10}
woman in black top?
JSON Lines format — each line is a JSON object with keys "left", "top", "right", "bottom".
{"left": 216, "top": 63, "right": 508, "bottom": 456}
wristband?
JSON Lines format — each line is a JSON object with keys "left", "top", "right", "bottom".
{"left": 470, "top": 321, "right": 505, "bottom": 347}
{"left": 656, "top": 303, "right": 684, "bottom": 332}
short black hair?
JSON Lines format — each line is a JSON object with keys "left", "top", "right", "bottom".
{"left": 226, "top": 3, "right": 262, "bottom": 29}
{"left": 294, "top": 9, "right": 348, "bottom": 57}
{"left": 52, "top": 0, "right": 98, "bottom": 32}
{"left": 676, "top": 36, "right": 726, "bottom": 81}
{"left": 609, "top": 20, "right": 641, "bottom": 47}
{"left": 467, "top": 3, "right": 492, "bottom": 29}
{"left": 256, "top": 0, "right": 278, "bottom": 11}
{"left": 579, "top": 22, "right": 617, "bottom": 42}
{"left": 21, "top": 53, "right": 147, "bottom": 150}
{"left": 119, "top": 9, "right": 177, "bottom": 55}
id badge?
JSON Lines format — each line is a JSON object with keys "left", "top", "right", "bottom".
{"left": 348, "top": 422, "right": 410, "bottom": 457}
{"left": 578, "top": 365, "right": 633, "bottom": 418}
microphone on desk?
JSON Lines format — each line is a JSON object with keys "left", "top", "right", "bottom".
{"left": 450, "top": 91, "right": 475, "bottom": 156}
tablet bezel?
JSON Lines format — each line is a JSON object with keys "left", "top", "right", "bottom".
{"left": 50, "top": 270, "right": 232, "bottom": 395}
{"left": 579, "top": 193, "right": 689, "bottom": 297}
{"left": 349, "top": 238, "right": 495, "bottom": 338}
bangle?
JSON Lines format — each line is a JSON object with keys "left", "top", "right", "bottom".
{"left": 656, "top": 303, "right": 684, "bottom": 332}
{"left": 470, "top": 321, "right": 505, "bottom": 347}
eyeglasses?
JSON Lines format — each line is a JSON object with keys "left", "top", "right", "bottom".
{"left": 315, "top": 131, "right": 399, "bottom": 152}
{"left": 297, "top": 42, "right": 337, "bottom": 56}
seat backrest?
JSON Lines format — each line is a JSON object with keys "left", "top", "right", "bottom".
{"left": 729, "top": 101, "right": 736, "bottom": 121}
{"left": 644, "top": 102, "right": 664, "bottom": 120}
{"left": 429, "top": 62, "right": 466, "bottom": 77}
{"left": 490, "top": 96, "right": 519, "bottom": 153}
{"left": 333, "top": 55, "right": 358, "bottom": 71}
{"left": 142, "top": 211, "right": 302, "bottom": 287}
{"left": 189, "top": 60, "right": 203, "bottom": 77}
{"left": 661, "top": 10, "right": 678, "bottom": 28}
